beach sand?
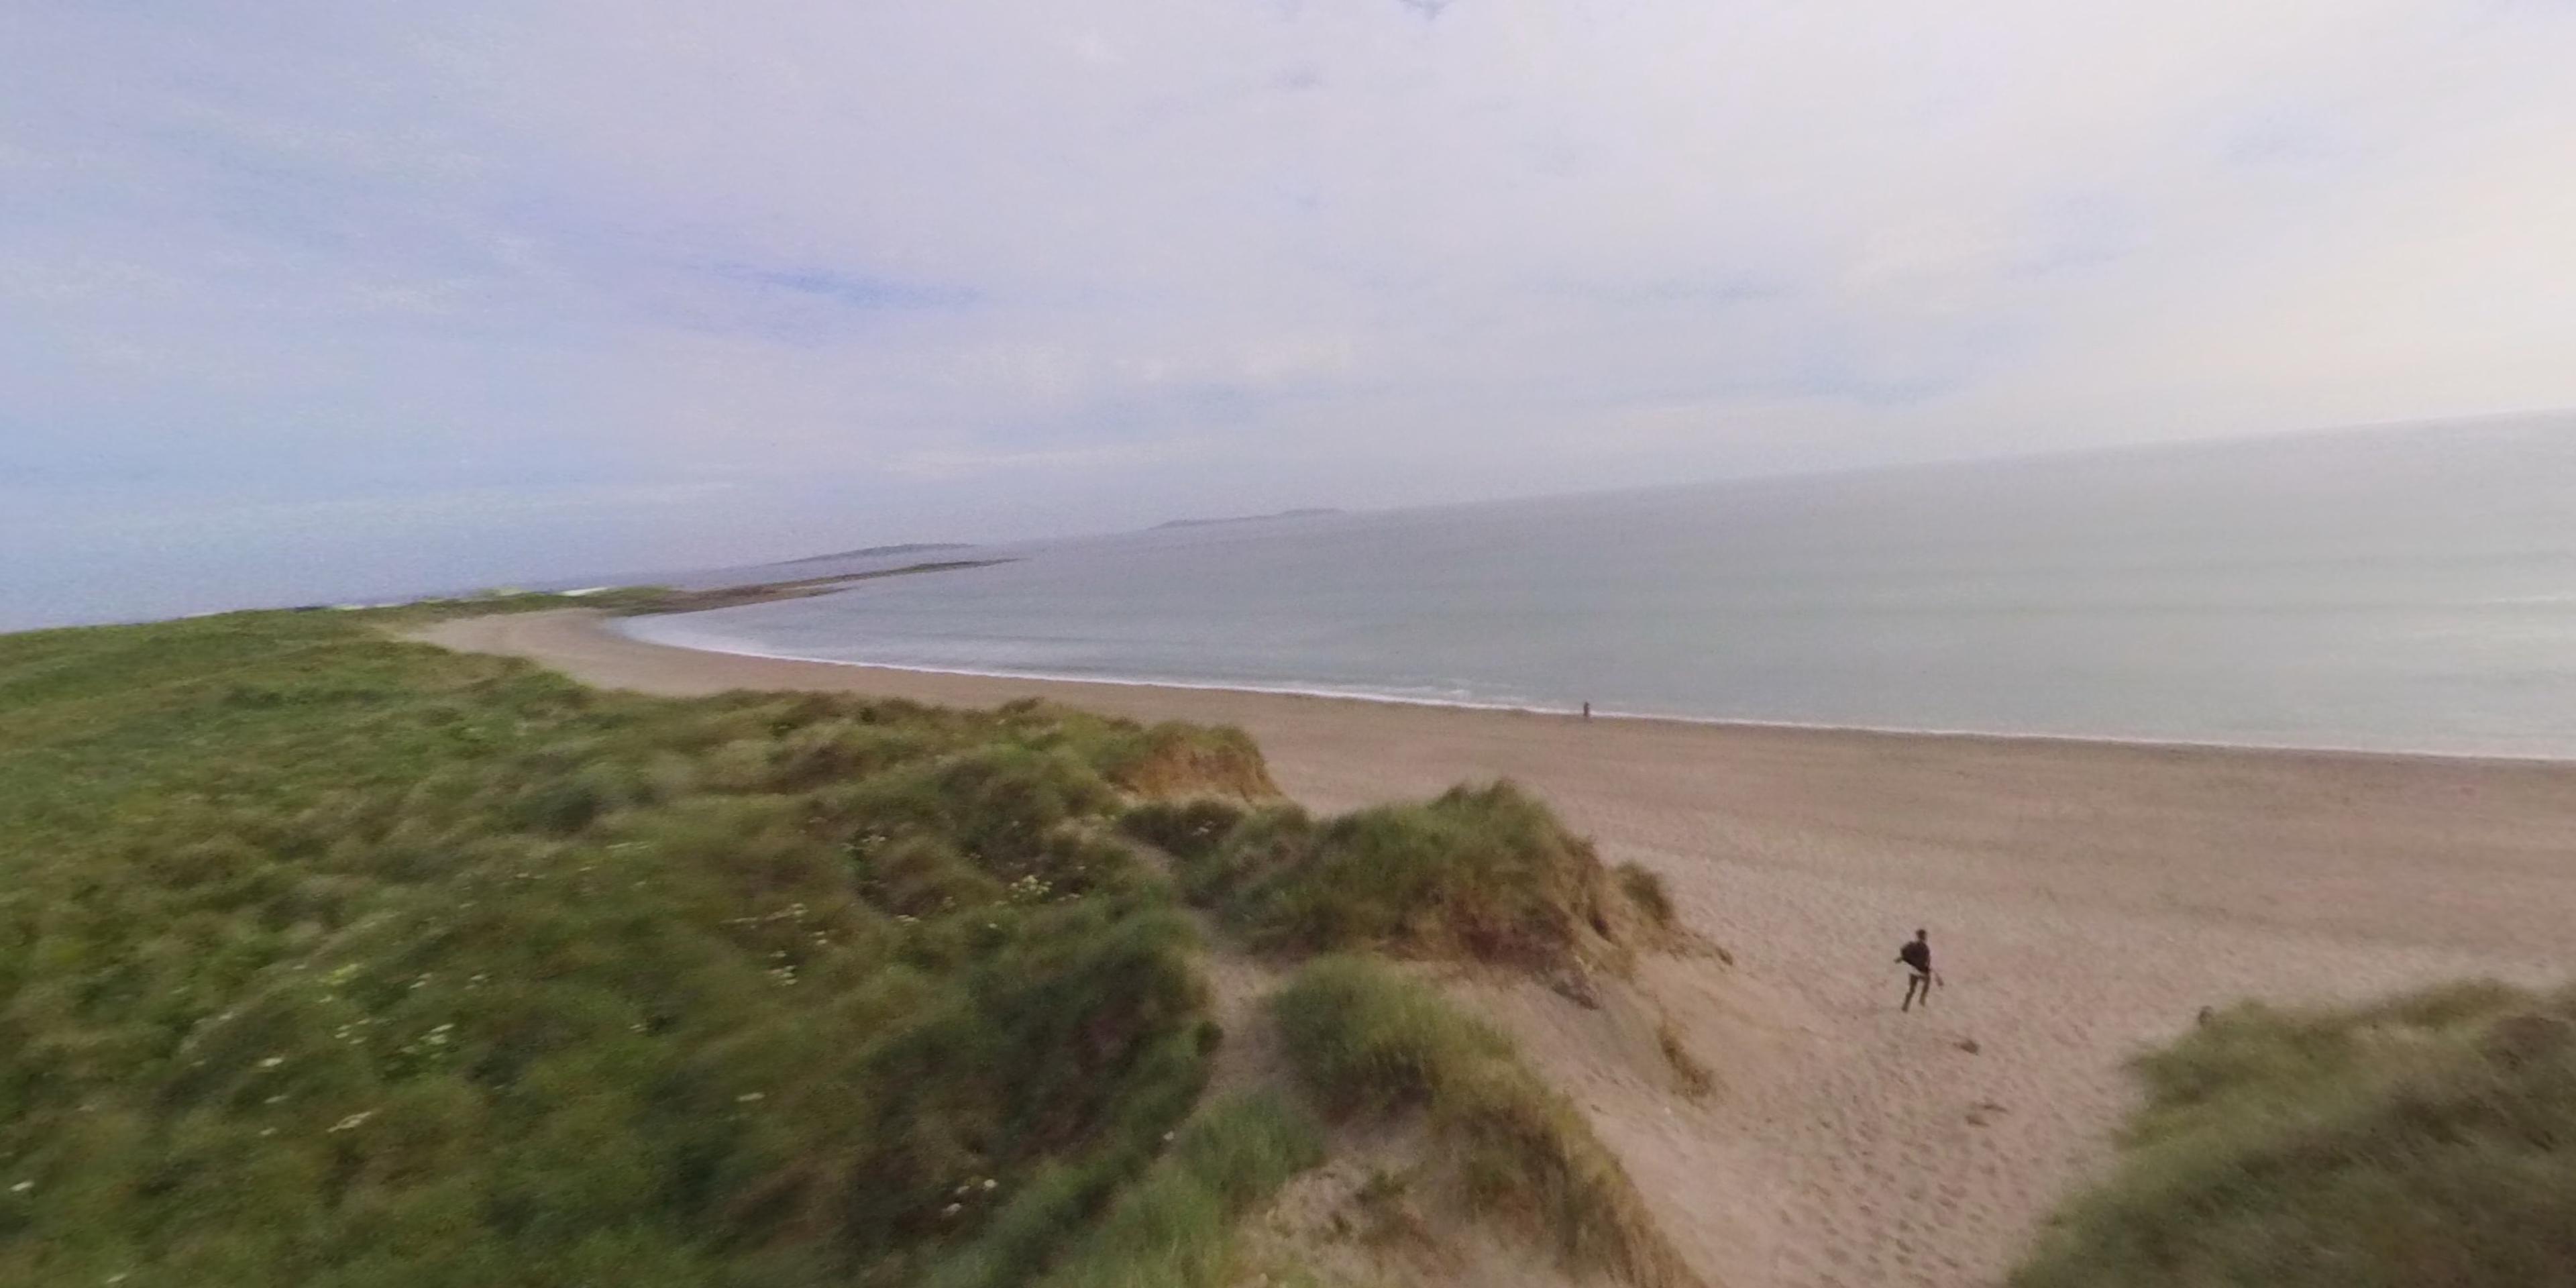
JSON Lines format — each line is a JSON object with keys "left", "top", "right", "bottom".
{"left": 420, "top": 609, "right": 2576, "bottom": 1288}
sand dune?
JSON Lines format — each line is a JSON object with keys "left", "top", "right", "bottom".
{"left": 418, "top": 610, "right": 2576, "bottom": 1288}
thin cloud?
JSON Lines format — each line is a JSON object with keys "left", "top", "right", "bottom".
{"left": 5, "top": 1, "right": 2576, "bottom": 624}
{"left": 889, "top": 440, "right": 1185, "bottom": 481}
{"left": 711, "top": 264, "right": 981, "bottom": 311}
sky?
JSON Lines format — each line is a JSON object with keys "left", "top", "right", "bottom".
{"left": 7, "top": 1, "right": 2576, "bottom": 627}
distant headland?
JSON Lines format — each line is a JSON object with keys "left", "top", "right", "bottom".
{"left": 1153, "top": 507, "right": 1344, "bottom": 531}
{"left": 773, "top": 541, "right": 977, "bottom": 566}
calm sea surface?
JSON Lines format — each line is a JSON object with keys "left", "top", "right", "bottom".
{"left": 625, "top": 420, "right": 2576, "bottom": 758}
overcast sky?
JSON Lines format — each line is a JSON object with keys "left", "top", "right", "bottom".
{"left": 8, "top": 1, "right": 2576, "bottom": 625}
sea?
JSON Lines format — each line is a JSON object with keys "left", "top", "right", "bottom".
{"left": 622, "top": 417, "right": 2576, "bottom": 759}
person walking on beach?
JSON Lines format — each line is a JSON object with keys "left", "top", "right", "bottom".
{"left": 1898, "top": 928, "right": 1941, "bottom": 1012}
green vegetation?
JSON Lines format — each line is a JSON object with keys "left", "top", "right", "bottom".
{"left": 2012, "top": 979, "right": 2576, "bottom": 1288}
{"left": 1081, "top": 721, "right": 1275, "bottom": 802}
{"left": 1033, "top": 1092, "right": 1326, "bottom": 1288}
{"left": 0, "top": 608, "right": 1277, "bottom": 1287}
{"left": 1125, "top": 788, "right": 1713, "bottom": 1282}
{"left": 1117, "top": 797, "right": 1253, "bottom": 865}
{"left": 1273, "top": 957, "right": 1701, "bottom": 1288}
{"left": 1132, "top": 782, "right": 1666, "bottom": 973}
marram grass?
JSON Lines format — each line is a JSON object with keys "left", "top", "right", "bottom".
{"left": 0, "top": 606, "right": 1273, "bottom": 1287}
{"left": 2012, "top": 980, "right": 2576, "bottom": 1288}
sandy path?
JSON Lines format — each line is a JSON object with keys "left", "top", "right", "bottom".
{"left": 417, "top": 610, "right": 2576, "bottom": 1288}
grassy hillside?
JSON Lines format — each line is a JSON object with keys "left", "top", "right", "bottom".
{"left": 0, "top": 607, "right": 1273, "bottom": 1287}
{"left": 2012, "top": 980, "right": 2576, "bottom": 1288}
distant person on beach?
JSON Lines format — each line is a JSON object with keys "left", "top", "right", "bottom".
{"left": 1582, "top": 701, "right": 1591, "bottom": 720}
{"left": 1898, "top": 929, "right": 1941, "bottom": 1012}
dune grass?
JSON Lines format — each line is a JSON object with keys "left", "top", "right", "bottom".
{"left": 2012, "top": 979, "right": 2576, "bottom": 1288}
{"left": 0, "top": 607, "right": 1275, "bottom": 1287}
{"left": 1272, "top": 956, "right": 1702, "bottom": 1288}
{"left": 1132, "top": 782, "right": 1665, "bottom": 973}
{"left": 1031, "top": 1091, "right": 1326, "bottom": 1288}
{"left": 1117, "top": 798, "right": 1251, "bottom": 867}
{"left": 1091, "top": 722, "right": 1277, "bottom": 801}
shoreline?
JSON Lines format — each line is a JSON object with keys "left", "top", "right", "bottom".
{"left": 418, "top": 607, "right": 2576, "bottom": 1288}
{"left": 608, "top": 612, "right": 2574, "bottom": 770}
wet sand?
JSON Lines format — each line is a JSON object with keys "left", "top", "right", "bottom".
{"left": 418, "top": 609, "right": 2576, "bottom": 1288}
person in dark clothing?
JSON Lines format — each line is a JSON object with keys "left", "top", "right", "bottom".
{"left": 1898, "top": 928, "right": 1941, "bottom": 1012}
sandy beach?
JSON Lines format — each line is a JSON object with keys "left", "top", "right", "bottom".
{"left": 421, "top": 609, "right": 2576, "bottom": 1288}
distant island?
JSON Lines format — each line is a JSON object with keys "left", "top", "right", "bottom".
{"left": 772, "top": 541, "right": 976, "bottom": 566}
{"left": 1154, "top": 507, "right": 1344, "bottom": 531}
